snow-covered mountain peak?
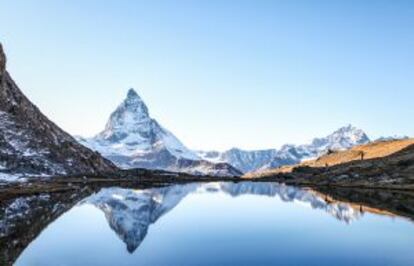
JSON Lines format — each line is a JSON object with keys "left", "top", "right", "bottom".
{"left": 101, "top": 88, "right": 150, "bottom": 138}
{"left": 124, "top": 88, "right": 148, "bottom": 114}
{"left": 85, "top": 89, "right": 198, "bottom": 158}
{"left": 127, "top": 87, "right": 139, "bottom": 98}
{"left": 332, "top": 124, "right": 364, "bottom": 138}
{"left": 311, "top": 124, "right": 369, "bottom": 151}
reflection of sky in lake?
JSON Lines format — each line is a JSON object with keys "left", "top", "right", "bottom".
{"left": 15, "top": 182, "right": 414, "bottom": 266}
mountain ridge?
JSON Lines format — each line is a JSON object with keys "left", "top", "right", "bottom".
{"left": 197, "top": 124, "right": 370, "bottom": 173}
{"left": 78, "top": 87, "right": 370, "bottom": 176}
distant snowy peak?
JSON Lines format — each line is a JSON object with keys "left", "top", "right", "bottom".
{"left": 309, "top": 124, "right": 369, "bottom": 152}
{"left": 262, "top": 125, "right": 370, "bottom": 170}
{"left": 197, "top": 125, "right": 371, "bottom": 173}
{"left": 197, "top": 148, "right": 278, "bottom": 173}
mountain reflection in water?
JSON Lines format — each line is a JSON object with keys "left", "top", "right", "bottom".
{"left": 2, "top": 181, "right": 414, "bottom": 266}
{"left": 84, "top": 182, "right": 363, "bottom": 253}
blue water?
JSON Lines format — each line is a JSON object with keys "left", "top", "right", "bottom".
{"left": 14, "top": 182, "right": 414, "bottom": 266}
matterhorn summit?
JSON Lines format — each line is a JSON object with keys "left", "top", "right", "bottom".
{"left": 93, "top": 88, "right": 197, "bottom": 160}
{"left": 101, "top": 88, "right": 151, "bottom": 139}
{"left": 78, "top": 89, "right": 241, "bottom": 176}
{"left": 79, "top": 88, "right": 199, "bottom": 166}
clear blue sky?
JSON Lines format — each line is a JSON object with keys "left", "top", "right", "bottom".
{"left": 1, "top": 1, "right": 413, "bottom": 151}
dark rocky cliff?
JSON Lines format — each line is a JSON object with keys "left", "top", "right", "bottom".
{"left": 0, "top": 43, "right": 117, "bottom": 178}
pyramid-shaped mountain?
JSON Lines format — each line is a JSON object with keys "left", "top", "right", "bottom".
{"left": 78, "top": 89, "right": 241, "bottom": 176}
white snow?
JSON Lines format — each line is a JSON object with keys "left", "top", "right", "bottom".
{"left": 0, "top": 172, "right": 26, "bottom": 182}
{"left": 0, "top": 111, "right": 67, "bottom": 181}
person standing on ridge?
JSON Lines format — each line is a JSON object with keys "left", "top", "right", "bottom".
{"left": 360, "top": 151, "right": 365, "bottom": 160}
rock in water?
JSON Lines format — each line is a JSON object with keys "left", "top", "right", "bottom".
{"left": 0, "top": 44, "right": 117, "bottom": 180}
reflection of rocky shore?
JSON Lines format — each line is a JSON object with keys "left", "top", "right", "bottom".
{"left": 0, "top": 188, "right": 95, "bottom": 266}
{"left": 313, "top": 187, "right": 414, "bottom": 222}
{"left": 84, "top": 182, "right": 365, "bottom": 253}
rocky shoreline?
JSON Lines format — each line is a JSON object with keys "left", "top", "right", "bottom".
{"left": 1, "top": 167, "right": 413, "bottom": 204}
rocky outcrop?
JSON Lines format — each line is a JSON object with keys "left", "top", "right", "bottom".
{"left": 0, "top": 44, "right": 117, "bottom": 180}
{"left": 0, "top": 43, "right": 5, "bottom": 76}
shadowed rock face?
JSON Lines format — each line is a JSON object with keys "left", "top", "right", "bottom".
{"left": 0, "top": 44, "right": 117, "bottom": 179}
{"left": 0, "top": 43, "right": 5, "bottom": 75}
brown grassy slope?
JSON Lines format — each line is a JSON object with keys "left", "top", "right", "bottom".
{"left": 246, "top": 138, "right": 414, "bottom": 178}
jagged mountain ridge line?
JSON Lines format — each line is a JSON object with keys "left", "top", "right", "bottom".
{"left": 78, "top": 87, "right": 370, "bottom": 175}
{"left": 197, "top": 124, "right": 370, "bottom": 173}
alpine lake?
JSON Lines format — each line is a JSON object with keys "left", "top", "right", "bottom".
{"left": 1, "top": 181, "right": 414, "bottom": 266}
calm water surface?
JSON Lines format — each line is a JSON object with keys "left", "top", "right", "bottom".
{"left": 6, "top": 182, "right": 414, "bottom": 266}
